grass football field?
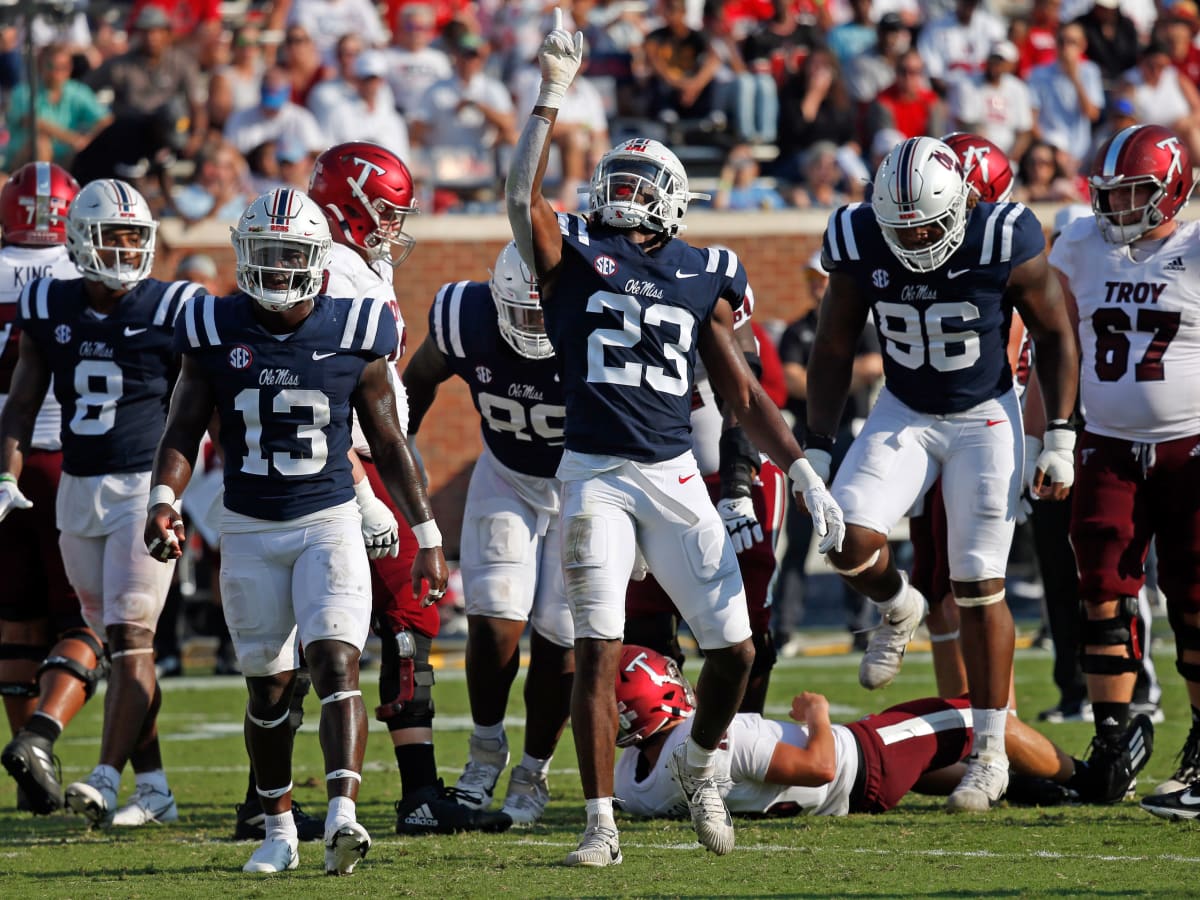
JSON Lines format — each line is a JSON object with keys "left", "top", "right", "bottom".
{"left": 2, "top": 631, "right": 1199, "bottom": 898}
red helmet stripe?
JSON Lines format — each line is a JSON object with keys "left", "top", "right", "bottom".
{"left": 1102, "top": 126, "right": 1138, "bottom": 178}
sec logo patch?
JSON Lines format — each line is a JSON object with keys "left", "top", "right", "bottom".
{"left": 229, "top": 345, "right": 253, "bottom": 369}
{"left": 594, "top": 255, "right": 617, "bottom": 276}
{"left": 872, "top": 269, "right": 889, "bottom": 289}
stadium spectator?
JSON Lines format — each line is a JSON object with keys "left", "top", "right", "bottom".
{"left": 171, "top": 139, "right": 255, "bottom": 226}
{"left": 279, "top": 25, "right": 333, "bottom": 109}
{"left": 384, "top": 3, "right": 453, "bottom": 117}
{"left": 1013, "top": 139, "right": 1085, "bottom": 204}
{"left": 3, "top": 43, "right": 111, "bottom": 168}
{"left": 126, "top": 0, "right": 221, "bottom": 41}
{"left": 775, "top": 47, "right": 857, "bottom": 185}
{"left": 949, "top": 40, "right": 1034, "bottom": 159}
{"left": 704, "top": 1, "right": 775, "bottom": 143}
{"left": 1027, "top": 23, "right": 1103, "bottom": 175}
{"left": 323, "top": 53, "right": 411, "bottom": 159}
{"left": 827, "top": 0, "right": 878, "bottom": 69}
{"left": 1071, "top": 0, "right": 1142, "bottom": 92}
{"left": 789, "top": 140, "right": 849, "bottom": 209}
{"left": 916, "top": 0, "right": 1007, "bottom": 96}
{"left": 1159, "top": 2, "right": 1200, "bottom": 89}
{"left": 1123, "top": 42, "right": 1200, "bottom": 164}
{"left": 868, "top": 49, "right": 948, "bottom": 141}
{"left": 643, "top": 0, "right": 722, "bottom": 124}
{"left": 711, "top": 143, "right": 786, "bottom": 210}
{"left": 739, "top": 0, "right": 822, "bottom": 92}
{"left": 846, "top": 12, "right": 911, "bottom": 104}
{"left": 285, "top": 0, "right": 389, "bottom": 64}
{"left": 1017, "top": 0, "right": 1061, "bottom": 78}
{"left": 307, "top": 34, "right": 369, "bottom": 134}
{"left": 208, "top": 24, "right": 270, "bottom": 133}
{"left": 223, "top": 66, "right": 327, "bottom": 158}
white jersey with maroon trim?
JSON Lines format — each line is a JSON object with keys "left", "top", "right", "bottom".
{"left": 615, "top": 712, "right": 860, "bottom": 818}
{"left": 1050, "top": 217, "right": 1200, "bottom": 442}
{"left": 690, "top": 284, "right": 756, "bottom": 476}
{"left": 324, "top": 241, "right": 409, "bottom": 455}
{"left": 0, "top": 244, "right": 78, "bottom": 450}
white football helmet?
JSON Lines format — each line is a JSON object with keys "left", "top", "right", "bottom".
{"left": 587, "top": 138, "right": 709, "bottom": 237}
{"left": 872, "top": 136, "right": 971, "bottom": 273}
{"left": 66, "top": 179, "right": 158, "bottom": 291}
{"left": 490, "top": 241, "right": 552, "bottom": 360}
{"left": 232, "top": 188, "right": 331, "bottom": 312}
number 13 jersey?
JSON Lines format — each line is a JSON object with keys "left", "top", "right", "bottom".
{"left": 823, "top": 200, "right": 1044, "bottom": 414}
{"left": 1050, "top": 216, "right": 1200, "bottom": 443}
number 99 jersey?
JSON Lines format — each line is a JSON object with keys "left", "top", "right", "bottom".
{"left": 176, "top": 293, "right": 398, "bottom": 520}
{"left": 1049, "top": 215, "right": 1200, "bottom": 443}
{"left": 822, "top": 201, "right": 1044, "bottom": 414}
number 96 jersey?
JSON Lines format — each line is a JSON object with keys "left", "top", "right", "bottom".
{"left": 176, "top": 293, "right": 398, "bottom": 521}
{"left": 823, "top": 201, "right": 1044, "bottom": 414}
{"left": 1050, "top": 216, "right": 1200, "bottom": 443}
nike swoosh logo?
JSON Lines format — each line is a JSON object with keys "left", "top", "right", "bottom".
{"left": 123, "top": 327, "right": 147, "bottom": 336}
{"left": 947, "top": 269, "right": 970, "bottom": 279}
{"left": 678, "top": 474, "right": 696, "bottom": 484}
{"left": 312, "top": 351, "right": 336, "bottom": 361}
{"left": 1178, "top": 791, "right": 1200, "bottom": 806}
{"left": 986, "top": 419, "right": 1005, "bottom": 427}
{"left": 676, "top": 270, "right": 699, "bottom": 279}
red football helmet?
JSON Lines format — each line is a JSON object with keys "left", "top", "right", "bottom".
{"left": 0, "top": 161, "right": 80, "bottom": 247}
{"left": 308, "top": 141, "right": 418, "bottom": 267}
{"left": 1089, "top": 124, "right": 1195, "bottom": 244}
{"left": 615, "top": 645, "right": 696, "bottom": 748}
{"left": 941, "top": 132, "right": 1014, "bottom": 203}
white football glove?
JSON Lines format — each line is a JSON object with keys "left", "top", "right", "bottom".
{"left": 716, "top": 496, "right": 764, "bottom": 553}
{"left": 0, "top": 476, "right": 32, "bottom": 523}
{"left": 537, "top": 7, "right": 584, "bottom": 109}
{"left": 354, "top": 478, "right": 400, "bottom": 560}
{"left": 1034, "top": 428, "right": 1075, "bottom": 495}
{"left": 803, "top": 448, "right": 832, "bottom": 485}
{"left": 789, "top": 458, "right": 845, "bottom": 554}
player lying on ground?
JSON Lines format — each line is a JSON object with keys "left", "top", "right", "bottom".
{"left": 613, "top": 646, "right": 1154, "bottom": 817}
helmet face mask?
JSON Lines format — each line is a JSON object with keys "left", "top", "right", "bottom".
{"left": 873, "top": 136, "right": 971, "bottom": 273}
{"left": 490, "top": 242, "right": 552, "bottom": 359}
{"left": 1089, "top": 125, "right": 1194, "bottom": 245}
{"left": 588, "top": 139, "right": 707, "bottom": 237}
{"left": 66, "top": 179, "right": 157, "bottom": 290}
{"left": 614, "top": 645, "right": 696, "bottom": 748}
{"left": 0, "top": 161, "right": 80, "bottom": 247}
{"left": 233, "top": 188, "right": 331, "bottom": 312}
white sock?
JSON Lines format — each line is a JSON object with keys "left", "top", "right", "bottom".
{"left": 134, "top": 768, "right": 169, "bottom": 794}
{"left": 585, "top": 797, "right": 615, "bottom": 829}
{"left": 878, "top": 574, "right": 909, "bottom": 613}
{"left": 685, "top": 736, "right": 718, "bottom": 778}
{"left": 521, "top": 752, "right": 551, "bottom": 778}
{"left": 473, "top": 722, "right": 507, "bottom": 743}
{"left": 265, "top": 810, "right": 298, "bottom": 844}
{"left": 326, "top": 795, "right": 356, "bottom": 832}
{"left": 92, "top": 763, "right": 120, "bottom": 793}
{"left": 973, "top": 707, "right": 1010, "bottom": 759}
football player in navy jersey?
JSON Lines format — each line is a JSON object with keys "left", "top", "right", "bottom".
{"left": 806, "top": 136, "right": 1080, "bottom": 812}
{"left": 0, "top": 163, "right": 100, "bottom": 817}
{"left": 144, "top": 188, "right": 448, "bottom": 876}
{"left": 0, "top": 179, "right": 203, "bottom": 830}
{"left": 506, "top": 11, "right": 845, "bottom": 866}
{"left": 403, "top": 241, "right": 573, "bottom": 828}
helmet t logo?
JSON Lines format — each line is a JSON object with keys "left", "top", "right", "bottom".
{"left": 1156, "top": 136, "right": 1183, "bottom": 183}
{"left": 350, "top": 156, "right": 387, "bottom": 191}
{"left": 624, "top": 651, "right": 672, "bottom": 686}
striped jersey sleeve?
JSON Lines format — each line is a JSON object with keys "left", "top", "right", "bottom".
{"left": 975, "top": 202, "right": 1044, "bottom": 268}
{"left": 16, "top": 277, "right": 52, "bottom": 325}
{"left": 428, "top": 280, "right": 474, "bottom": 359}
{"left": 338, "top": 295, "right": 398, "bottom": 358}
{"left": 153, "top": 280, "right": 206, "bottom": 330}
{"left": 820, "top": 203, "right": 866, "bottom": 272}
{"left": 176, "top": 292, "right": 222, "bottom": 352}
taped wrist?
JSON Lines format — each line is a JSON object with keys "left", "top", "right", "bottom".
{"left": 719, "top": 427, "right": 759, "bottom": 500}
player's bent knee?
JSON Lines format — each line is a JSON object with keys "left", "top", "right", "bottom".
{"left": 1079, "top": 595, "right": 1143, "bottom": 674}
{"left": 37, "top": 628, "right": 108, "bottom": 699}
{"left": 376, "top": 629, "right": 435, "bottom": 729}
{"left": 750, "top": 630, "right": 777, "bottom": 678}
{"left": 830, "top": 548, "right": 881, "bottom": 577}
{"left": 0, "top": 643, "right": 47, "bottom": 698}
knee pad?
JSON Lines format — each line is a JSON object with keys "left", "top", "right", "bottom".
{"left": 953, "top": 589, "right": 1006, "bottom": 609}
{"left": 37, "top": 628, "right": 108, "bottom": 700}
{"left": 1080, "top": 595, "right": 1143, "bottom": 675}
{"left": 750, "top": 629, "right": 777, "bottom": 679}
{"left": 623, "top": 612, "right": 684, "bottom": 669}
{"left": 830, "top": 548, "right": 880, "bottom": 578}
{"left": 1167, "top": 608, "right": 1200, "bottom": 683}
{"left": 0, "top": 643, "right": 46, "bottom": 698}
{"left": 376, "top": 629, "right": 434, "bottom": 730}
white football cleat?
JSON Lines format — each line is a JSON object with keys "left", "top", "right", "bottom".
{"left": 243, "top": 837, "right": 299, "bottom": 874}
{"left": 667, "top": 743, "right": 735, "bottom": 855}
{"left": 65, "top": 771, "right": 118, "bottom": 827}
{"left": 111, "top": 783, "right": 179, "bottom": 826}
{"left": 500, "top": 765, "right": 550, "bottom": 826}
{"left": 453, "top": 735, "right": 509, "bottom": 810}
{"left": 859, "top": 584, "right": 925, "bottom": 690}
{"left": 325, "top": 821, "right": 371, "bottom": 876}
{"left": 947, "top": 749, "right": 1010, "bottom": 812}
{"left": 563, "top": 824, "right": 622, "bottom": 867}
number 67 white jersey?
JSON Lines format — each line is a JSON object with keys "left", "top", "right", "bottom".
{"left": 1050, "top": 215, "right": 1200, "bottom": 443}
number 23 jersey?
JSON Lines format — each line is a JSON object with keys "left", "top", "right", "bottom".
{"left": 1050, "top": 216, "right": 1200, "bottom": 443}
{"left": 823, "top": 200, "right": 1044, "bottom": 414}
{"left": 176, "top": 293, "right": 398, "bottom": 521}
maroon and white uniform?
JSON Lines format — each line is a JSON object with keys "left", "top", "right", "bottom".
{"left": 615, "top": 698, "right": 975, "bottom": 817}
{"left": 0, "top": 244, "right": 80, "bottom": 624}
{"left": 1050, "top": 217, "right": 1200, "bottom": 609}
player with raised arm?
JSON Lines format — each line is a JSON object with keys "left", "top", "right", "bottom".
{"left": 403, "top": 241, "right": 572, "bottom": 828}
{"left": 806, "top": 136, "right": 1080, "bottom": 812}
{"left": 506, "top": 10, "right": 844, "bottom": 865}
{"left": 1047, "top": 124, "right": 1200, "bottom": 814}
{"left": 0, "top": 163, "right": 101, "bottom": 816}
{"left": 143, "top": 188, "right": 448, "bottom": 875}
{"left": 0, "top": 179, "right": 203, "bottom": 828}
{"left": 613, "top": 645, "right": 1153, "bottom": 817}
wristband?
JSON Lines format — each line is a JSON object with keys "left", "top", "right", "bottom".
{"left": 412, "top": 519, "right": 442, "bottom": 549}
{"left": 0, "top": 473, "right": 16, "bottom": 484}
{"left": 1046, "top": 419, "right": 1073, "bottom": 431}
{"left": 353, "top": 478, "right": 376, "bottom": 505}
{"left": 536, "top": 82, "right": 567, "bottom": 109}
{"left": 788, "top": 458, "right": 824, "bottom": 493}
{"left": 147, "top": 484, "right": 180, "bottom": 515}
{"left": 1044, "top": 428, "right": 1075, "bottom": 453}
{"left": 718, "top": 426, "right": 759, "bottom": 500}
{"left": 803, "top": 431, "right": 835, "bottom": 453}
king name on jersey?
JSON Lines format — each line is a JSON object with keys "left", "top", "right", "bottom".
{"left": 1102, "top": 281, "right": 1166, "bottom": 305}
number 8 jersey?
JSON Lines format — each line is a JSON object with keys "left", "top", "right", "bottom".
{"left": 177, "top": 292, "right": 398, "bottom": 520}
{"left": 543, "top": 213, "right": 748, "bottom": 463}
{"left": 1050, "top": 215, "right": 1200, "bottom": 443}
{"left": 16, "top": 276, "right": 203, "bottom": 475}
{"left": 822, "top": 200, "right": 1044, "bottom": 414}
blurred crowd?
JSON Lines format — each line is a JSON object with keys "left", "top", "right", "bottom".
{"left": 3, "top": 0, "right": 1200, "bottom": 217}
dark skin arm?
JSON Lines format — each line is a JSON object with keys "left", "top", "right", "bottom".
{"left": 354, "top": 357, "right": 449, "bottom": 600}
{"left": 400, "top": 335, "right": 454, "bottom": 436}
{"left": 763, "top": 692, "right": 837, "bottom": 787}
{"left": 520, "top": 105, "right": 569, "bottom": 295}
{"left": 1006, "top": 252, "right": 1079, "bottom": 500}
{"left": 805, "top": 271, "right": 871, "bottom": 442}
{"left": 0, "top": 332, "right": 52, "bottom": 480}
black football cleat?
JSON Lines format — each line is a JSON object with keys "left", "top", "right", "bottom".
{"left": 1076, "top": 714, "right": 1154, "bottom": 804}
{"left": 1003, "top": 774, "right": 1078, "bottom": 807}
{"left": 234, "top": 799, "right": 326, "bottom": 841}
{"left": 395, "top": 780, "right": 514, "bottom": 835}
{"left": 1141, "top": 784, "right": 1200, "bottom": 820}
{"left": 2, "top": 731, "right": 64, "bottom": 815}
